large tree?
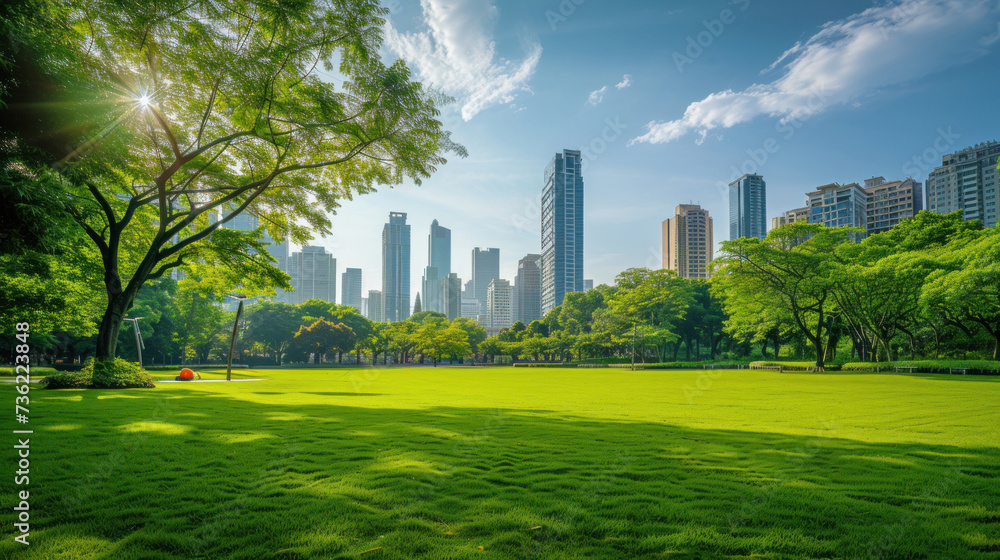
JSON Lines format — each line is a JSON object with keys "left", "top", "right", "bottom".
{"left": 6, "top": 0, "right": 463, "bottom": 361}
{"left": 713, "top": 223, "right": 850, "bottom": 370}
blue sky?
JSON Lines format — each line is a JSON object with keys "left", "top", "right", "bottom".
{"left": 314, "top": 0, "right": 1000, "bottom": 298}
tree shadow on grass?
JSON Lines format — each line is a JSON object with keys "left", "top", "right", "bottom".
{"left": 2, "top": 387, "right": 998, "bottom": 560}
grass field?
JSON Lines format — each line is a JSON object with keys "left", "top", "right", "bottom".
{"left": 2, "top": 367, "right": 998, "bottom": 559}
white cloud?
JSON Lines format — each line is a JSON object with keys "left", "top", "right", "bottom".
{"left": 588, "top": 86, "right": 608, "bottom": 105}
{"left": 615, "top": 74, "right": 632, "bottom": 89}
{"left": 383, "top": 0, "right": 542, "bottom": 121}
{"left": 631, "top": 0, "right": 1000, "bottom": 145}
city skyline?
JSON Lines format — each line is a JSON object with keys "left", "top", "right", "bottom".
{"left": 294, "top": 1, "right": 1000, "bottom": 293}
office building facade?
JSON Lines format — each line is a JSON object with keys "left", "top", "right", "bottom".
{"left": 487, "top": 279, "right": 513, "bottom": 329}
{"left": 367, "top": 290, "right": 383, "bottom": 323}
{"left": 662, "top": 204, "right": 713, "bottom": 279}
{"left": 771, "top": 207, "right": 810, "bottom": 230}
{"left": 729, "top": 173, "right": 767, "bottom": 240}
{"left": 926, "top": 141, "right": 999, "bottom": 228}
{"left": 471, "top": 247, "right": 500, "bottom": 315}
{"left": 421, "top": 219, "right": 451, "bottom": 314}
{"left": 341, "top": 268, "right": 363, "bottom": 312}
{"left": 440, "top": 273, "right": 462, "bottom": 321}
{"left": 807, "top": 182, "right": 868, "bottom": 240}
{"left": 514, "top": 254, "right": 542, "bottom": 325}
{"left": 286, "top": 246, "right": 336, "bottom": 304}
{"left": 864, "top": 177, "right": 924, "bottom": 234}
{"left": 541, "top": 149, "right": 585, "bottom": 314}
{"left": 381, "top": 212, "right": 411, "bottom": 321}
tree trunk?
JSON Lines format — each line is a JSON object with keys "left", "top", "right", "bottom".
{"left": 95, "top": 294, "right": 132, "bottom": 360}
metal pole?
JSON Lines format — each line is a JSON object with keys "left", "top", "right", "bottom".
{"left": 226, "top": 298, "right": 245, "bottom": 381}
{"left": 631, "top": 323, "right": 636, "bottom": 371}
{"left": 133, "top": 321, "right": 143, "bottom": 368}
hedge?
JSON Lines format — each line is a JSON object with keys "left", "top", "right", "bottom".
{"left": 842, "top": 360, "right": 1000, "bottom": 375}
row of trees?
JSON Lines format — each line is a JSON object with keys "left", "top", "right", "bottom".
{"left": 713, "top": 212, "right": 999, "bottom": 368}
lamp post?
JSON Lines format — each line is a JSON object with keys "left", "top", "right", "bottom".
{"left": 226, "top": 295, "right": 248, "bottom": 381}
{"left": 124, "top": 317, "right": 146, "bottom": 367}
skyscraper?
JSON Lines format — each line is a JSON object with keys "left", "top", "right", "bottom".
{"left": 864, "top": 177, "right": 924, "bottom": 234}
{"left": 541, "top": 149, "right": 584, "bottom": 314}
{"left": 662, "top": 204, "right": 713, "bottom": 279}
{"left": 341, "top": 268, "right": 363, "bottom": 312}
{"left": 367, "top": 290, "right": 383, "bottom": 322}
{"left": 440, "top": 273, "right": 462, "bottom": 320}
{"left": 471, "top": 247, "right": 500, "bottom": 315}
{"left": 286, "top": 246, "right": 336, "bottom": 304}
{"left": 926, "top": 141, "right": 999, "bottom": 228}
{"left": 421, "top": 219, "right": 451, "bottom": 314}
{"left": 487, "top": 279, "right": 513, "bottom": 329}
{"left": 729, "top": 173, "right": 767, "bottom": 240}
{"left": 514, "top": 254, "right": 541, "bottom": 324}
{"left": 382, "top": 212, "right": 410, "bottom": 321}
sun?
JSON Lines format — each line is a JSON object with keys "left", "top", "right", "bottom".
{"left": 138, "top": 95, "right": 150, "bottom": 107}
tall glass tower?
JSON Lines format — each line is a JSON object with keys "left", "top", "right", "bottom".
{"left": 729, "top": 173, "right": 767, "bottom": 240}
{"left": 541, "top": 149, "right": 584, "bottom": 315}
{"left": 422, "top": 219, "right": 451, "bottom": 313}
{"left": 471, "top": 247, "right": 500, "bottom": 316}
{"left": 381, "top": 212, "right": 410, "bottom": 321}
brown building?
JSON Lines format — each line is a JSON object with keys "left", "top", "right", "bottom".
{"left": 662, "top": 204, "right": 713, "bottom": 279}
{"left": 864, "top": 176, "right": 923, "bottom": 234}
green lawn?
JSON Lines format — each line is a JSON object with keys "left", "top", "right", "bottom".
{"left": 3, "top": 367, "right": 998, "bottom": 559}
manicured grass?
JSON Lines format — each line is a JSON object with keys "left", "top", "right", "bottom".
{"left": 2, "top": 367, "right": 998, "bottom": 559}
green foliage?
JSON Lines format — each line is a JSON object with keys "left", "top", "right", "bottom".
{"left": 40, "top": 369, "right": 93, "bottom": 389}
{"left": 291, "top": 318, "right": 355, "bottom": 364}
{"left": 841, "top": 360, "right": 1000, "bottom": 374}
{"left": 3, "top": 0, "right": 464, "bottom": 359}
{"left": 85, "top": 358, "right": 156, "bottom": 388}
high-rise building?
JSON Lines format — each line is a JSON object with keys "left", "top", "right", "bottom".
{"left": 926, "top": 141, "right": 999, "bottom": 228}
{"left": 541, "top": 149, "right": 585, "bottom": 314}
{"left": 286, "top": 246, "right": 336, "bottom": 304}
{"left": 421, "top": 220, "right": 451, "bottom": 314}
{"left": 367, "top": 290, "right": 383, "bottom": 322}
{"left": 341, "top": 268, "right": 363, "bottom": 312}
{"left": 771, "top": 207, "right": 810, "bottom": 230}
{"left": 729, "top": 173, "right": 767, "bottom": 240}
{"left": 382, "top": 212, "right": 410, "bottom": 321}
{"left": 583, "top": 279, "right": 594, "bottom": 291}
{"left": 662, "top": 204, "right": 713, "bottom": 280}
{"left": 461, "top": 298, "right": 480, "bottom": 320}
{"left": 440, "top": 273, "right": 462, "bottom": 320}
{"left": 487, "top": 279, "right": 513, "bottom": 329}
{"left": 471, "top": 247, "right": 500, "bottom": 315}
{"left": 864, "top": 177, "right": 924, "bottom": 234}
{"left": 514, "top": 254, "right": 542, "bottom": 325}
{"left": 807, "top": 182, "right": 868, "bottom": 240}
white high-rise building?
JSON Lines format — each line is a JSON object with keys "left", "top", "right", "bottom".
{"left": 927, "top": 141, "right": 999, "bottom": 228}
{"left": 486, "top": 279, "right": 513, "bottom": 329}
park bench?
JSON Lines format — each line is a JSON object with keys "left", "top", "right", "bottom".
{"left": 949, "top": 367, "right": 968, "bottom": 375}
{"left": 750, "top": 364, "right": 783, "bottom": 372}
{"left": 894, "top": 366, "right": 917, "bottom": 373}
